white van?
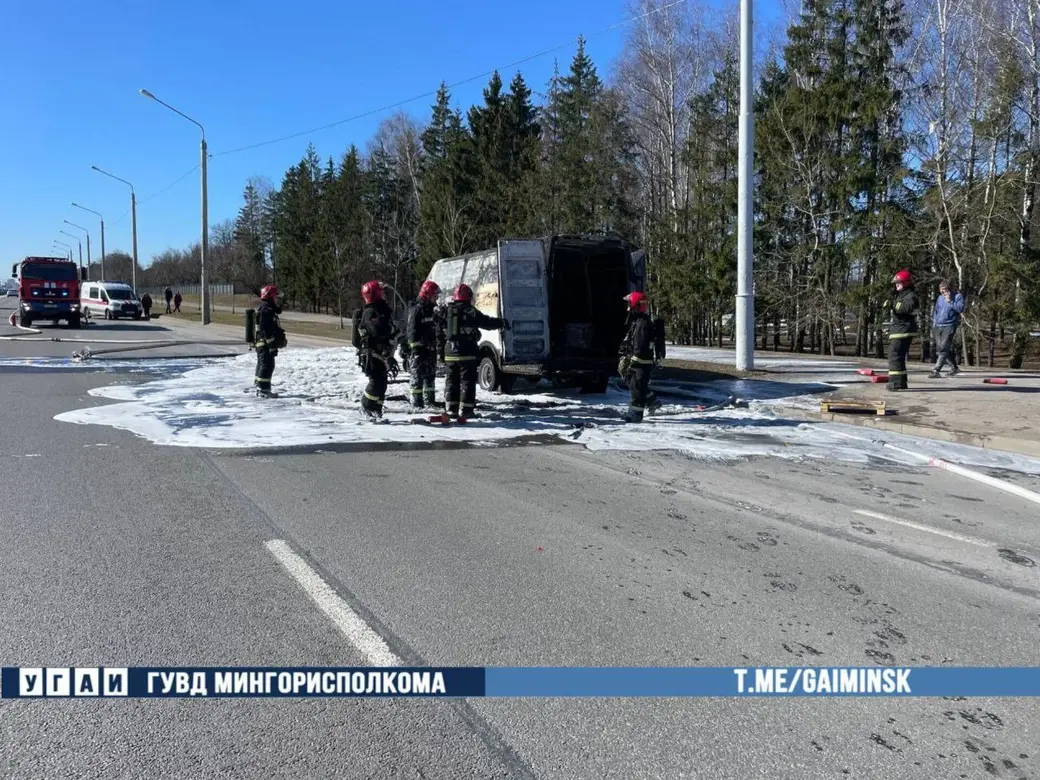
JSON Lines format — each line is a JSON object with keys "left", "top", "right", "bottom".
{"left": 81, "top": 281, "right": 144, "bottom": 321}
{"left": 425, "top": 234, "right": 646, "bottom": 393}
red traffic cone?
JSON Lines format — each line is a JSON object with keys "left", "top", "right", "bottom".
{"left": 983, "top": 378, "right": 1008, "bottom": 385}
{"left": 871, "top": 375, "right": 889, "bottom": 383}
{"left": 857, "top": 368, "right": 876, "bottom": 376}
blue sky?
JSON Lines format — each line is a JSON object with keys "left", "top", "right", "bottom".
{"left": 1, "top": 0, "right": 786, "bottom": 268}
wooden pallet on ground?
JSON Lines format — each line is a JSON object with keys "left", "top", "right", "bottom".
{"left": 819, "top": 399, "right": 891, "bottom": 416}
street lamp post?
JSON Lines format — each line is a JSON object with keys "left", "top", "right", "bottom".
{"left": 735, "top": 0, "right": 755, "bottom": 371}
{"left": 63, "top": 221, "right": 91, "bottom": 280}
{"left": 59, "top": 230, "right": 83, "bottom": 275}
{"left": 53, "top": 240, "right": 73, "bottom": 263}
{"left": 71, "top": 203, "right": 105, "bottom": 281}
{"left": 91, "top": 166, "right": 138, "bottom": 291}
{"left": 139, "top": 88, "right": 210, "bottom": 325}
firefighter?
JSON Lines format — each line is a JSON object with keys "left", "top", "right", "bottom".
{"left": 406, "top": 280, "right": 442, "bottom": 410}
{"left": 886, "top": 269, "right": 919, "bottom": 391}
{"left": 437, "top": 283, "right": 509, "bottom": 422}
{"left": 254, "top": 285, "right": 286, "bottom": 398}
{"left": 353, "top": 280, "right": 399, "bottom": 419}
{"left": 618, "top": 291, "right": 663, "bottom": 422}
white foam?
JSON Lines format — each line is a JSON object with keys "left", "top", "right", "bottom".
{"left": 52, "top": 347, "right": 1040, "bottom": 475}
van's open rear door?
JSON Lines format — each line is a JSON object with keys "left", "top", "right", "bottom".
{"left": 498, "top": 239, "right": 550, "bottom": 363}
{"left": 629, "top": 248, "right": 646, "bottom": 292}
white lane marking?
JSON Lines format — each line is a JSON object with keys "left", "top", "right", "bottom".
{"left": 264, "top": 539, "right": 400, "bottom": 667}
{"left": 853, "top": 509, "right": 989, "bottom": 547}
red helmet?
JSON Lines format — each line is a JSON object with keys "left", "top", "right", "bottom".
{"left": 260, "top": 285, "right": 279, "bottom": 301}
{"left": 892, "top": 269, "right": 912, "bottom": 286}
{"left": 624, "top": 291, "right": 649, "bottom": 313}
{"left": 361, "top": 280, "right": 384, "bottom": 304}
{"left": 453, "top": 284, "right": 473, "bottom": 303}
{"left": 419, "top": 280, "right": 441, "bottom": 302}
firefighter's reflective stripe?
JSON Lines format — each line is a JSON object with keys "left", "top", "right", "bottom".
{"left": 444, "top": 355, "right": 477, "bottom": 362}
{"left": 888, "top": 332, "right": 916, "bottom": 339}
{"left": 410, "top": 388, "right": 423, "bottom": 396}
{"left": 363, "top": 391, "right": 383, "bottom": 402}
{"left": 408, "top": 341, "right": 422, "bottom": 348}
{"left": 631, "top": 356, "right": 655, "bottom": 365}
{"left": 888, "top": 370, "right": 907, "bottom": 376}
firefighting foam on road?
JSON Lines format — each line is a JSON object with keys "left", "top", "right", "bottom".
{"left": 45, "top": 346, "right": 1040, "bottom": 478}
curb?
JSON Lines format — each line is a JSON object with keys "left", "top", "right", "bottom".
{"left": 776, "top": 405, "right": 1040, "bottom": 459}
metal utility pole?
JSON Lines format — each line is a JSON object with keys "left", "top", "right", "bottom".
{"left": 92, "top": 166, "right": 138, "bottom": 291}
{"left": 53, "top": 241, "right": 73, "bottom": 263}
{"left": 140, "top": 88, "right": 210, "bottom": 324}
{"left": 64, "top": 221, "right": 91, "bottom": 280}
{"left": 71, "top": 203, "right": 105, "bottom": 280}
{"left": 735, "top": 0, "right": 755, "bottom": 371}
{"left": 59, "top": 230, "right": 83, "bottom": 275}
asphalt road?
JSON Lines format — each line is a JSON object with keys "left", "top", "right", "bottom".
{"left": 2, "top": 298, "right": 1039, "bottom": 779}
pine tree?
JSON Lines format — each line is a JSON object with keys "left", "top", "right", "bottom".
{"left": 543, "top": 38, "right": 637, "bottom": 235}
{"left": 233, "top": 182, "right": 267, "bottom": 290}
{"left": 417, "top": 85, "right": 476, "bottom": 276}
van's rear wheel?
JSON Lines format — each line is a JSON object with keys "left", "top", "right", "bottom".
{"left": 478, "top": 354, "right": 515, "bottom": 394}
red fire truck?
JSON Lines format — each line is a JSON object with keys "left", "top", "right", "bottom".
{"left": 10, "top": 256, "right": 85, "bottom": 328}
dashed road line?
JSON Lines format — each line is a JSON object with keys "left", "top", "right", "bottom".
{"left": 852, "top": 509, "right": 989, "bottom": 547}
{"left": 264, "top": 539, "right": 400, "bottom": 667}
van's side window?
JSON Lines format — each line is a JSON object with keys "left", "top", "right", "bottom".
{"left": 87, "top": 286, "right": 97, "bottom": 299}
{"left": 101, "top": 290, "right": 108, "bottom": 303}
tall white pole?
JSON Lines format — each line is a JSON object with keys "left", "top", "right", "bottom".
{"left": 201, "top": 138, "right": 210, "bottom": 325}
{"left": 91, "top": 167, "right": 139, "bottom": 289}
{"left": 130, "top": 191, "right": 138, "bottom": 292}
{"left": 100, "top": 219, "right": 106, "bottom": 281}
{"left": 735, "top": 0, "right": 755, "bottom": 371}
{"left": 138, "top": 89, "right": 210, "bottom": 324}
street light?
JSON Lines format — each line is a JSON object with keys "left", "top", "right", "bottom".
{"left": 735, "top": 0, "right": 755, "bottom": 371}
{"left": 71, "top": 203, "right": 105, "bottom": 280}
{"left": 59, "top": 229, "right": 84, "bottom": 275}
{"left": 92, "top": 165, "right": 138, "bottom": 291}
{"left": 53, "top": 240, "right": 73, "bottom": 263}
{"left": 139, "top": 88, "right": 210, "bottom": 325}
{"left": 63, "top": 220, "right": 92, "bottom": 280}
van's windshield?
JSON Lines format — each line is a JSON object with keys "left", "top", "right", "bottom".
{"left": 106, "top": 288, "right": 134, "bottom": 300}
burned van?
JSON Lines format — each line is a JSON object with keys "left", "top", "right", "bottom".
{"left": 425, "top": 234, "right": 645, "bottom": 393}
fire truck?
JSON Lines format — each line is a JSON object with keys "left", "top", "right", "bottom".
{"left": 10, "top": 256, "right": 85, "bottom": 328}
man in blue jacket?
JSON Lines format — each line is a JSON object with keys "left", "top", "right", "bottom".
{"left": 929, "top": 279, "right": 965, "bottom": 378}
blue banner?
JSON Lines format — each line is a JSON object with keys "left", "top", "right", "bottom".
{"left": 3, "top": 666, "right": 1039, "bottom": 698}
{"left": 484, "top": 667, "right": 1040, "bottom": 697}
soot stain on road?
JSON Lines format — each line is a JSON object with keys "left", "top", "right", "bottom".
{"left": 997, "top": 548, "right": 1036, "bottom": 567}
